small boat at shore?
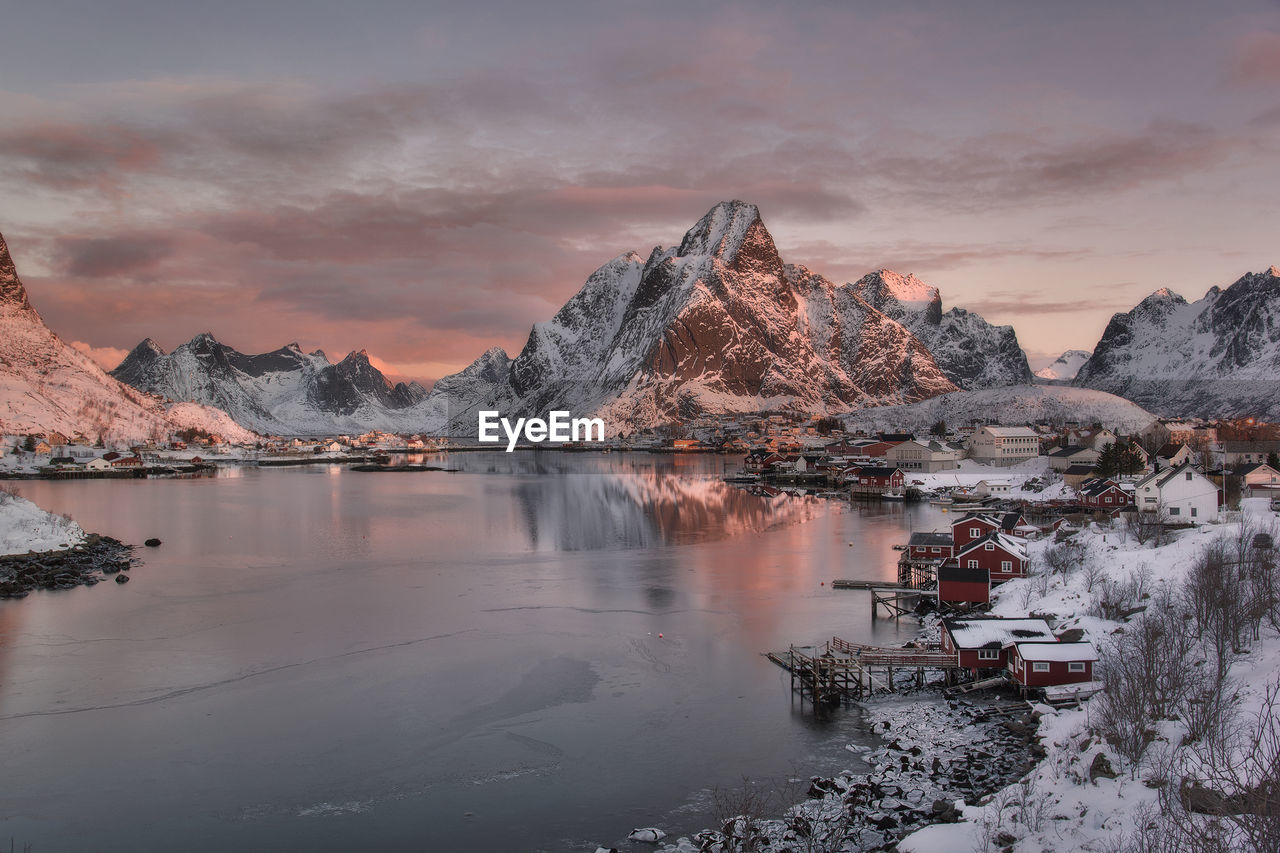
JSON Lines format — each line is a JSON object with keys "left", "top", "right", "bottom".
{"left": 882, "top": 489, "right": 906, "bottom": 501}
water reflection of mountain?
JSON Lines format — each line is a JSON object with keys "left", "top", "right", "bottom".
{"left": 495, "top": 458, "right": 825, "bottom": 551}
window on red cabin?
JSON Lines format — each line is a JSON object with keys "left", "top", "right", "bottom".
{"left": 1032, "top": 662, "right": 1050, "bottom": 672}
{"left": 932, "top": 547, "right": 940, "bottom": 553}
{"left": 967, "top": 560, "right": 978, "bottom": 569}
{"left": 970, "top": 527, "right": 979, "bottom": 537}
{"left": 1001, "top": 561, "right": 1012, "bottom": 571}
{"left": 977, "top": 650, "right": 1000, "bottom": 661}
{"left": 1068, "top": 662, "right": 1086, "bottom": 672}
{"left": 984, "top": 543, "right": 994, "bottom": 551}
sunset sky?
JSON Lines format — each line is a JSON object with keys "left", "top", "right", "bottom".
{"left": 1, "top": 1, "right": 1277, "bottom": 383}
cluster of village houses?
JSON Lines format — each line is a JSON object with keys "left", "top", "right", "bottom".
{"left": 740, "top": 420, "right": 1280, "bottom": 695}
{"left": 0, "top": 430, "right": 453, "bottom": 474}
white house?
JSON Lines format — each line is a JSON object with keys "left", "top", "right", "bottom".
{"left": 975, "top": 479, "right": 1013, "bottom": 496}
{"left": 969, "top": 426, "right": 1040, "bottom": 466}
{"left": 85, "top": 457, "right": 113, "bottom": 471}
{"left": 884, "top": 439, "right": 959, "bottom": 473}
{"left": 1133, "top": 462, "right": 1219, "bottom": 524}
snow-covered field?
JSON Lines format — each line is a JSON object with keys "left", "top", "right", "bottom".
{"left": 906, "top": 456, "right": 1075, "bottom": 502}
{"left": 843, "top": 385, "right": 1157, "bottom": 435}
{"left": 0, "top": 489, "right": 86, "bottom": 555}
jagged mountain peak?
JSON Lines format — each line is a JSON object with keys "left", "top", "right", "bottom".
{"left": 855, "top": 269, "right": 941, "bottom": 309}
{"left": 675, "top": 200, "right": 771, "bottom": 267}
{"left": 0, "top": 231, "right": 34, "bottom": 311}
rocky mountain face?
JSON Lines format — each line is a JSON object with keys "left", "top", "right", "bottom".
{"left": 427, "top": 201, "right": 962, "bottom": 435}
{"left": 0, "top": 231, "right": 255, "bottom": 443}
{"left": 112, "top": 335, "right": 428, "bottom": 436}
{"left": 1034, "top": 349, "right": 1092, "bottom": 382}
{"left": 850, "top": 270, "right": 1033, "bottom": 389}
{"left": 1074, "top": 267, "right": 1280, "bottom": 418}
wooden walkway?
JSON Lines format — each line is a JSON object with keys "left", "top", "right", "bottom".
{"left": 767, "top": 636, "right": 962, "bottom": 708}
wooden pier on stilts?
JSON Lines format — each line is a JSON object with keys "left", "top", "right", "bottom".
{"left": 767, "top": 636, "right": 962, "bottom": 709}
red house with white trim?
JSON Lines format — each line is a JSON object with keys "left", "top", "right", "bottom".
{"left": 843, "top": 466, "right": 904, "bottom": 488}
{"left": 951, "top": 513, "right": 1001, "bottom": 549}
{"left": 940, "top": 617, "right": 1055, "bottom": 673}
{"left": 1078, "top": 478, "right": 1131, "bottom": 509}
{"left": 1007, "top": 641, "right": 1097, "bottom": 687}
{"left": 954, "top": 532, "right": 1028, "bottom": 582}
{"left": 907, "top": 531, "right": 954, "bottom": 560}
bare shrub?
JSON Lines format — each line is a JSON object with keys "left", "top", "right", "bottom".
{"left": 1044, "top": 539, "right": 1085, "bottom": 576}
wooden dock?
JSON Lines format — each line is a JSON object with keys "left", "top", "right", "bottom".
{"left": 767, "top": 636, "right": 962, "bottom": 708}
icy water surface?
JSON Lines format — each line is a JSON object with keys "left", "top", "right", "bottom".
{"left": 1, "top": 452, "right": 951, "bottom": 851}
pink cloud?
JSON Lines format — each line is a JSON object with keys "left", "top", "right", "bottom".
{"left": 1231, "top": 31, "right": 1280, "bottom": 84}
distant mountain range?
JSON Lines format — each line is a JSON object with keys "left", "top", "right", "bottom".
{"left": 0, "top": 232, "right": 256, "bottom": 444}
{"left": 1073, "top": 266, "right": 1280, "bottom": 418}
{"left": 4, "top": 202, "right": 1276, "bottom": 440}
{"left": 112, "top": 335, "right": 428, "bottom": 436}
{"left": 107, "top": 201, "right": 1039, "bottom": 436}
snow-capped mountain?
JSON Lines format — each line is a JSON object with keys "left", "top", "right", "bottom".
{"left": 1034, "top": 349, "right": 1092, "bottom": 382}
{"left": 112, "top": 335, "right": 428, "bottom": 436}
{"left": 851, "top": 270, "right": 1034, "bottom": 389}
{"left": 0, "top": 230, "right": 256, "bottom": 444}
{"left": 426, "top": 201, "right": 960, "bottom": 435}
{"left": 1073, "top": 267, "right": 1280, "bottom": 418}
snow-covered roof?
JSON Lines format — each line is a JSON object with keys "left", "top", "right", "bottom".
{"left": 980, "top": 426, "right": 1039, "bottom": 437}
{"left": 943, "top": 617, "right": 1054, "bottom": 649}
{"left": 955, "top": 531, "right": 1028, "bottom": 559}
{"left": 1009, "top": 641, "right": 1098, "bottom": 662}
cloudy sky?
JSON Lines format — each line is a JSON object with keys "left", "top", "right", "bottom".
{"left": 1, "top": 1, "right": 1277, "bottom": 382}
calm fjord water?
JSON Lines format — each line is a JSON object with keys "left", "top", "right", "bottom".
{"left": 2, "top": 452, "right": 947, "bottom": 852}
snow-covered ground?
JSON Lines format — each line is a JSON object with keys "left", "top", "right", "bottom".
{"left": 901, "top": 497, "right": 1280, "bottom": 852}
{"left": 0, "top": 489, "right": 86, "bottom": 555}
{"left": 905, "top": 456, "right": 1075, "bottom": 503}
{"left": 842, "top": 385, "right": 1156, "bottom": 435}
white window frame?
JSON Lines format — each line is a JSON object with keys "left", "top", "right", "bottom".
{"left": 1068, "top": 662, "right": 1086, "bottom": 673}
{"left": 1032, "top": 662, "right": 1050, "bottom": 673}
{"left": 967, "top": 559, "right": 979, "bottom": 569}
{"left": 977, "top": 649, "right": 1000, "bottom": 661}
{"left": 1001, "top": 560, "right": 1012, "bottom": 572}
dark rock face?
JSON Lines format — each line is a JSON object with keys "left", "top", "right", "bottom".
{"left": 1074, "top": 267, "right": 1280, "bottom": 418}
{"left": 0, "top": 231, "right": 33, "bottom": 311}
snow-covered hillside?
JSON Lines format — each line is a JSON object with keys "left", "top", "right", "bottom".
{"left": 840, "top": 384, "right": 1157, "bottom": 434}
{"left": 0, "top": 489, "right": 86, "bottom": 555}
{"left": 1074, "top": 267, "right": 1280, "bottom": 417}
{"left": 0, "top": 231, "right": 260, "bottom": 444}
{"left": 1034, "top": 349, "right": 1091, "bottom": 381}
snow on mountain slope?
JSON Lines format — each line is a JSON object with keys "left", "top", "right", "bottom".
{"left": 0, "top": 230, "right": 257, "bottom": 443}
{"left": 1034, "top": 349, "right": 1092, "bottom": 381}
{"left": 1073, "top": 267, "right": 1280, "bottom": 418}
{"left": 852, "top": 270, "right": 1033, "bottom": 389}
{"left": 113, "top": 334, "right": 430, "bottom": 436}
{"left": 840, "top": 384, "right": 1157, "bottom": 434}
{"left": 427, "top": 201, "right": 959, "bottom": 435}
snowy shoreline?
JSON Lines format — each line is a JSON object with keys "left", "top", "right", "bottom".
{"left": 0, "top": 490, "right": 134, "bottom": 596}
